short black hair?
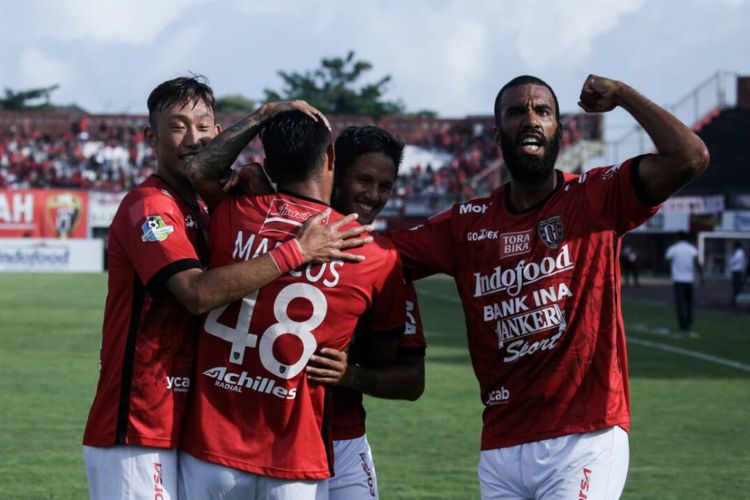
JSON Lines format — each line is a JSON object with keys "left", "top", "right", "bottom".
{"left": 147, "top": 75, "right": 216, "bottom": 126}
{"left": 261, "top": 110, "right": 332, "bottom": 186}
{"left": 677, "top": 231, "right": 690, "bottom": 241}
{"left": 334, "top": 126, "right": 405, "bottom": 184}
{"left": 494, "top": 75, "right": 560, "bottom": 126}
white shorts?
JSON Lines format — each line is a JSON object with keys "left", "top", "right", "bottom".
{"left": 83, "top": 444, "right": 177, "bottom": 500}
{"left": 328, "top": 435, "right": 379, "bottom": 500}
{"left": 478, "top": 426, "right": 629, "bottom": 500}
{"left": 178, "top": 451, "right": 328, "bottom": 500}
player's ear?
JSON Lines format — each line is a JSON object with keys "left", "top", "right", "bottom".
{"left": 492, "top": 126, "right": 502, "bottom": 146}
{"left": 215, "top": 123, "right": 222, "bottom": 134}
{"left": 325, "top": 143, "right": 335, "bottom": 172}
{"left": 144, "top": 126, "right": 155, "bottom": 147}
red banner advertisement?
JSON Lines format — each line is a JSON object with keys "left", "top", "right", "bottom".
{"left": 0, "top": 189, "right": 89, "bottom": 238}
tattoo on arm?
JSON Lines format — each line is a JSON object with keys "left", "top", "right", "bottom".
{"left": 190, "top": 111, "right": 265, "bottom": 182}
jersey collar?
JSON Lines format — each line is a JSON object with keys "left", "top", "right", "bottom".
{"left": 503, "top": 170, "right": 564, "bottom": 215}
{"left": 278, "top": 188, "right": 330, "bottom": 207}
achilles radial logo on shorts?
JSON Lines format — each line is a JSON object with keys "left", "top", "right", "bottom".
{"left": 203, "top": 366, "right": 297, "bottom": 400}
{"left": 486, "top": 386, "right": 510, "bottom": 406}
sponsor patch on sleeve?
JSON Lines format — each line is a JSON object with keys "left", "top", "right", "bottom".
{"left": 141, "top": 215, "right": 174, "bottom": 242}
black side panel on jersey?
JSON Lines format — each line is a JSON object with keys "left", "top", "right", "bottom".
{"left": 397, "top": 346, "right": 426, "bottom": 359}
{"left": 116, "top": 274, "right": 145, "bottom": 444}
{"left": 321, "top": 389, "right": 335, "bottom": 476}
{"left": 146, "top": 258, "right": 203, "bottom": 296}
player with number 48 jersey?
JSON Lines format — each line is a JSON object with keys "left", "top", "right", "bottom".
{"left": 179, "top": 112, "right": 406, "bottom": 487}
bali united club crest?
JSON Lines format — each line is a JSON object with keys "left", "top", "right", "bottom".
{"left": 45, "top": 193, "right": 83, "bottom": 238}
{"left": 537, "top": 215, "right": 564, "bottom": 249}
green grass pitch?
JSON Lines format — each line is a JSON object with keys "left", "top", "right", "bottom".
{"left": 0, "top": 273, "right": 748, "bottom": 499}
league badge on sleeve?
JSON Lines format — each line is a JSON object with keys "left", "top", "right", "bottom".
{"left": 537, "top": 216, "right": 564, "bottom": 249}
{"left": 141, "top": 215, "right": 174, "bottom": 242}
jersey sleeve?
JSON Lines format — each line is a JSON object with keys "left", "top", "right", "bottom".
{"left": 366, "top": 244, "right": 407, "bottom": 337}
{"left": 583, "top": 155, "right": 662, "bottom": 235}
{"left": 388, "top": 209, "right": 456, "bottom": 278}
{"left": 398, "top": 281, "right": 427, "bottom": 357}
{"left": 124, "top": 192, "right": 202, "bottom": 294}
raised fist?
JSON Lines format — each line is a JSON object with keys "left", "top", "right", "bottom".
{"left": 578, "top": 74, "right": 623, "bottom": 113}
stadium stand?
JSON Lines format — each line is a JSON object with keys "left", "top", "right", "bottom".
{"left": 0, "top": 110, "right": 598, "bottom": 206}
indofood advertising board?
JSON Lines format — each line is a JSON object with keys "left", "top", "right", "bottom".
{"left": 0, "top": 238, "right": 103, "bottom": 272}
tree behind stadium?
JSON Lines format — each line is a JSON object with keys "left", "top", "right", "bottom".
{"left": 263, "top": 51, "right": 405, "bottom": 120}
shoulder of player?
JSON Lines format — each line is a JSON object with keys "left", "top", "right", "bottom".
{"left": 360, "top": 233, "right": 399, "bottom": 261}
{"left": 115, "top": 182, "right": 184, "bottom": 227}
{"left": 561, "top": 156, "right": 642, "bottom": 189}
{"left": 445, "top": 194, "right": 496, "bottom": 222}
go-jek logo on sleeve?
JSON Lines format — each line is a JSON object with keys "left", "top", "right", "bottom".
{"left": 141, "top": 215, "right": 174, "bottom": 242}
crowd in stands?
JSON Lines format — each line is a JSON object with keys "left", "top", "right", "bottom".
{"left": 0, "top": 113, "right": 589, "bottom": 201}
{"left": 0, "top": 122, "right": 154, "bottom": 191}
{"left": 395, "top": 120, "right": 502, "bottom": 201}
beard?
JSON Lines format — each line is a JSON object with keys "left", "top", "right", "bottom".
{"left": 500, "top": 128, "right": 561, "bottom": 184}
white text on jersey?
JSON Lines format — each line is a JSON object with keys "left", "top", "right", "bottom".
{"left": 473, "top": 244, "right": 573, "bottom": 297}
{"left": 203, "top": 366, "right": 298, "bottom": 400}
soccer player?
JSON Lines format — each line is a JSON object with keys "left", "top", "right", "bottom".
{"left": 389, "top": 74, "right": 709, "bottom": 499}
{"left": 305, "top": 125, "right": 427, "bottom": 500}
{"left": 178, "top": 111, "right": 407, "bottom": 499}
{"left": 82, "top": 77, "right": 371, "bottom": 500}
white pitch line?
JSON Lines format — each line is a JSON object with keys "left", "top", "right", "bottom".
{"left": 419, "top": 289, "right": 750, "bottom": 373}
{"left": 627, "top": 337, "right": 750, "bottom": 373}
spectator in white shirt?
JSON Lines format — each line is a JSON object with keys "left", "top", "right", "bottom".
{"left": 730, "top": 242, "right": 748, "bottom": 306}
{"left": 665, "top": 232, "right": 701, "bottom": 336}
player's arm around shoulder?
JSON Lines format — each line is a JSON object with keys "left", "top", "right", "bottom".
{"left": 306, "top": 242, "right": 426, "bottom": 400}
{"left": 305, "top": 316, "right": 425, "bottom": 401}
{"left": 579, "top": 75, "right": 710, "bottom": 205}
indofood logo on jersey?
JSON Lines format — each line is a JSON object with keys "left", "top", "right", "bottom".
{"left": 259, "top": 198, "right": 329, "bottom": 238}
{"left": 44, "top": 193, "right": 83, "bottom": 237}
{"left": 537, "top": 216, "right": 564, "bottom": 249}
{"left": 473, "top": 244, "right": 573, "bottom": 297}
{"left": 202, "top": 366, "right": 297, "bottom": 400}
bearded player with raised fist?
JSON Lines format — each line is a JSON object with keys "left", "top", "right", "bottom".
{"left": 389, "top": 74, "right": 709, "bottom": 499}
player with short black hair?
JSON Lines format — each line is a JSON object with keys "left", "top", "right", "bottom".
{"left": 261, "top": 111, "right": 334, "bottom": 185}
{"left": 305, "top": 125, "right": 425, "bottom": 500}
{"left": 493, "top": 75, "right": 561, "bottom": 124}
{"left": 82, "top": 77, "right": 370, "bottom": 500}
{"left": 179, "top": 111, "right": 407, "bottom": 500}
{"left": 390, "top": 74, "right": 709, "bottom": 499}
{"left": 334, "top": 125, "right": 405, "bottom": 181}
{"left": 146, "top": 75, "right": 216, "bottom": 126}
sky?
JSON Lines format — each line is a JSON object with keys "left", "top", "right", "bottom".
{"left": 1, "top": 0, "right": 749, "bottom": 138}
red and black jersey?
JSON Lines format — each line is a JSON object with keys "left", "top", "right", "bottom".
{"left": 180, "top": 192, "right": 405, "bottom": 480}
{"left": 390, "top": 157, "right": 660, "bottom": 450}
{"left": 83, "top": 175, "right": 209, "bottom": 448}
{"left": 331, "top": 281, "right": 427, "bottom": 441}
